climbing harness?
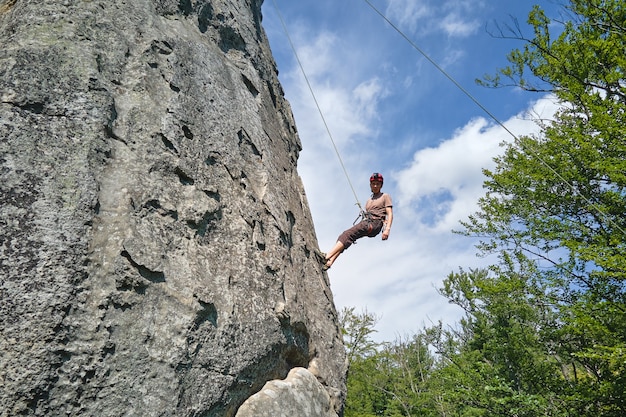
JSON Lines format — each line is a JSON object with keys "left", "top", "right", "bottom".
{"left": 353, "top": 211, "right": 382, "bottom": 237}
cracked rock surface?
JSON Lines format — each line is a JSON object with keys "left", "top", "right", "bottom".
{"left": 0, "top": 0, "right": 346, "bottom": 416}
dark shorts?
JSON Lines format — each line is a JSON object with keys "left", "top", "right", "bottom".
{"left": 337, "top": 218, "right": 383, "bottom": 249}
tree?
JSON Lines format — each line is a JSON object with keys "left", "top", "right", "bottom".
{"left": 459, "top": 0, "right": 626, "bottom": 414}
{"left": 339, "top": 307, "right": 390, "bottom": 417}
{"left": 339, "top": 307, "right": 380, "bottom": 364}
{"left": 339, "top": 308, "right": 439, "bottom": 417}
{"left": 432, "top": 267, "right": 568, "bottom": 417}
{"left": 371, "top": 334, "right": 439, "bottom": 417}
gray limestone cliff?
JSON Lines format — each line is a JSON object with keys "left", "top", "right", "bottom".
{"left": 0, "top": 0, "right": 347, "bottom": 416}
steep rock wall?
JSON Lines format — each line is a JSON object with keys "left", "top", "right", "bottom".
{"left": 0, "top": 0, "right": 346, "bottom": 416}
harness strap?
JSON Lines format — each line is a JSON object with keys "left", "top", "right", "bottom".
{"left": 354, "top": 211, "right": 384, "bottom": 236}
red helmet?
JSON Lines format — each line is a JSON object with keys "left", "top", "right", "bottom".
{"left": 370, "top": 172, "right": 384, "bottom": 184}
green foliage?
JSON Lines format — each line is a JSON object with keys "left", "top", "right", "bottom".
{"left": 339, "top": 306, "right": 380, "bottom": 363}
{"left": 434, "top": 268, "right": 569, "bottom": 417}
{"left": 339, "top": 307, "right": 387, "bottom": 417}
{"left": 339, "top": 308, "right": 439, "bottom": 417}
{"left": 457, "top": 0, "right": 626, "bottom": 414}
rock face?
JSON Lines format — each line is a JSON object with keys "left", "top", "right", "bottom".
{"left": 0, "top": 0, "right": 346, "bottom": 416}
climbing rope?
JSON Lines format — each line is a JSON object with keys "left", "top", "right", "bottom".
{"left": 270, "top": 0, "right": 364, "bottom": 214}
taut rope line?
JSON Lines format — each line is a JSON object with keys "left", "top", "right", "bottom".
{"left": 270, "top": 0, "right": 364, "bottom": 213}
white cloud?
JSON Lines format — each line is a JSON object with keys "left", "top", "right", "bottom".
{"left": 396, "top": 96, "right": 560, "bottom": 233}
{"left": 439, "top": 13, "right": 479, "bottom": 37}
{"left": 293, "top": 30, "right": 338, "bottom": 78}
{"left": 439, "top": 48, "right": 466, "bottom": 68}
{"left": 385, "top": 0, "right": 481, "bottom": 38}
{"left": 353, "top": 78, "right": 387, "bottom": 119}
{"left": 386, "top": 0, "right": 432, "bottom": 34}
{"left": 281, "top": 30, "right": 386, "bottom": 152}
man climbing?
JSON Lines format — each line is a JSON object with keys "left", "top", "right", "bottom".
{"left": 318, "top": 172, "right": 393, "bottom": 270}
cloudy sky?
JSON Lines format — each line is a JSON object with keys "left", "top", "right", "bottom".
{"left": 261, "top": 0, "right": 563, "bottom": 342}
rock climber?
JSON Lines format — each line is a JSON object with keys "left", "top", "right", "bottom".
{"left": 318, "top": 172, "right": 393, "bottom": 270}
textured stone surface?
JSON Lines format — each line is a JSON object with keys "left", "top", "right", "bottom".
{"left": 235, "top": 367, "right": 338, "bottom": 417}
{"left": 0, "top": 0, "right": 346, "bottom": 416}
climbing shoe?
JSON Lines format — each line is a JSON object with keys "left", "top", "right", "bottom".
{"left": 315, "top": 250, "right": 327, "bottom": 265}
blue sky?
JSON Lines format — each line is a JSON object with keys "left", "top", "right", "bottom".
{"left": 261, "top": 0, "right": 563, "bottom": 342}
